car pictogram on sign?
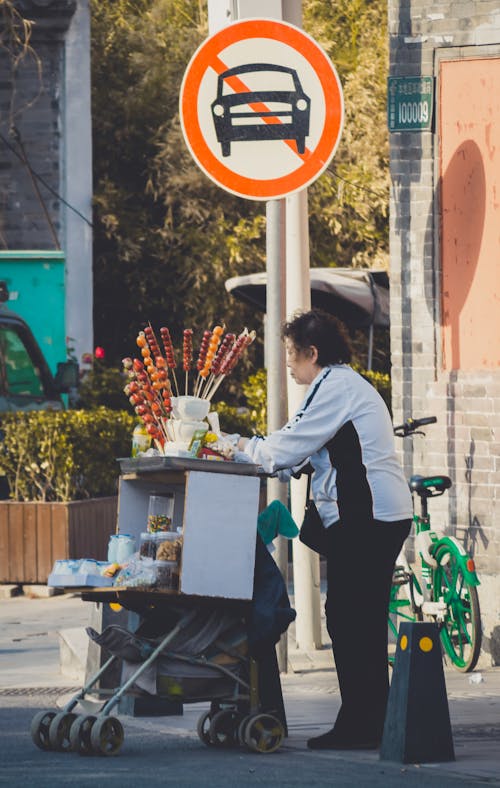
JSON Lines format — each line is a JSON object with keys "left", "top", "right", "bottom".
{"left": 211, "top": 63, "right": 311, "bottom": 157}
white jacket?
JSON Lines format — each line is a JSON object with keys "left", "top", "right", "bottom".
{"left": 244, "top": 365, "right": 413, "bottom": 528}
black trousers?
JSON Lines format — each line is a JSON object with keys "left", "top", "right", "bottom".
{"left": 324, "top": 518, "right": 411, "bottom": 744}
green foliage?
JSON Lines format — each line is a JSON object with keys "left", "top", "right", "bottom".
{"left": 90, "top": 0, "right": 265, "bottom": 379}
{"left": 90, "top": 0, "right": 390, "bottom": 390}
{"left": 77, "top": 361, "right": 129, "bottom": 411}
{"left": 214, "top": 369, "right": 268, "bottom": 435}
{"left": 212, "top": 402, "right": 255, "bottom": 436}
{"left": 305, "top": 0, "right": 390, "bottom": 269}
{"left": 0, "top": 408, "right": 135, "bottom": 501}
{"left": 242, "top": 369, "right": 268, "bottom": 435}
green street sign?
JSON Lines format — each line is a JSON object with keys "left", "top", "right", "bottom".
{"left": 387, "top": 76, "right": 434, "bottom": 131}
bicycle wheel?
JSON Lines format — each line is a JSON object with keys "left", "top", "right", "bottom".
{"left": 388, "top": 568, "right": 418, "bottom": 665}
{"left": 432, "top": 541, "right": 482, "bottom": 672}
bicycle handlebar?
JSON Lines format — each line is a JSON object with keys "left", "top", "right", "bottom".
{"left": 393, "top": 416, "right": 437, "bottom": 437}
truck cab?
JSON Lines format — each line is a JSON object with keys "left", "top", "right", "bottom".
{"left": 0, "top": 281, "right": 76, "bottom": 412}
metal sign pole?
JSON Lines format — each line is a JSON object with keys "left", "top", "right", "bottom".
{"left": 265, "top": 198, "right": 289, "bottom": 672}
{"left": 285, "top": 189, "right": 322, "bottom": 651}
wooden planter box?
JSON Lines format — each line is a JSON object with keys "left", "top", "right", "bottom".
{"left": 0, "top": 497, "right": 118, "bottom": 584}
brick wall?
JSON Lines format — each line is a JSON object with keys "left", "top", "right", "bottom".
{"left": 389, "top": 1, "right": 500, "bottom": 664}
{"left": 0, "top": 1, "right": 75, "bottom": 249}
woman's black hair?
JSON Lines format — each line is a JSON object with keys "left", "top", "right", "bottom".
{"left": 282, "top": 308, "right": 352, "bottom": 366}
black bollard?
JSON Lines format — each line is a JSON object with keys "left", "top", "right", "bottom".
{"left": 380, "top": 621, "right": 455, "bottom": 764}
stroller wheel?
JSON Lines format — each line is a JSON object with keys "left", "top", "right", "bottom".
{"left": 90, "top": 716, "right": 124, "bottom": 756}
{"left": 69, "top": 714, "right": 97, "bottom": 755}
{"left": 237, "top": 715, "right": 252, "bottom": 746}
{"left": 30, "top": 710, "right": 57, "bottom": 751}
{"left": 48, "top": 712, "right": 78, "bottom": 752}
{"left": 244, "top": 713, "right": 284, "bottom": 753}
{"left": 209, "top": 709, "right": 241, "bottom": 748}
{"left": 196, "top": 710, "right": 214, "bottom": 746}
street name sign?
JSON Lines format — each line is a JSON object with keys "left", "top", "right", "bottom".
{"left": 387, "top": 76, "right": 434, "bottom": 131}
{"left": 180, "top": 18, "right": 344, "bottom": 200}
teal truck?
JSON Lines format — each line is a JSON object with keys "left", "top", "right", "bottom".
{"left": 0, "top": 281, "right": 79, "bottom": 497}
{"left": 0, "top": 281, "right": 77, "bottom": 412}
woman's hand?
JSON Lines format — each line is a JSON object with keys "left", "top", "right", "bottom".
{"left": 237, "top": 436, "right": 250, "bottom": 452}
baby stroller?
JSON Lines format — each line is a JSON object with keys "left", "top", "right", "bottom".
{"left": 31, "top": 537, "right": 295, "bottom": 757}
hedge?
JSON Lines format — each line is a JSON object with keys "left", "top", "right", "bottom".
{"left": 0, "top": 408, "right": 135, "bottom": 501}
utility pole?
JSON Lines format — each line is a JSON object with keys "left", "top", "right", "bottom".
{"left": 206, "top": 0, "right": 323, "bottom": 661}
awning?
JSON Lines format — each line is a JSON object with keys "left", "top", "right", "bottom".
{"left": 225, "top": 267, "right": 390, "bottom": 329}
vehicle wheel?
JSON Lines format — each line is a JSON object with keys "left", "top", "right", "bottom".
{"left": 208, "top": 709, "right": 241, "bottom": 748}
{"left": 69, "top": 714, "right": 97, "bottom": 755}
{"left": 196, "top": 710, "right": 214, "bottom": 746}
{"left": 221, "top": 141, "right": 231, "bottom": 157}
{"left": 243, "top": 713, "right": 284, "bottom": 753}
{"left": 89, "top": 716, "right": 124, "bottom": 756}
{"left": 48, "top": 711, "right": 78, "bottom": 752}
{"left": 30, "top": 710, "right": 57, "bottom": 751}
{"left": 433, "top": 542, "right": 482, "bottom": 672}
{"left": 388, "top": 569, "right": 418, "bottom": 666}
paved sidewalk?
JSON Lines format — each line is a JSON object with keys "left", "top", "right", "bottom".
{"left": 1, "top": 591, "right": 499, "bottom": 784}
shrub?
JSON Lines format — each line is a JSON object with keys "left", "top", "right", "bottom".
{"left": 0, "top": 408, "right": 135, "bottom": 501}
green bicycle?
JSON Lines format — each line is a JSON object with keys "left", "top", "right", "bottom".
{"left": 389, "top": 416, "right": 482, "bottom": 672}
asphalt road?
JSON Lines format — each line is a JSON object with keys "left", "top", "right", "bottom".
{"left": 1, "top": 693, "right": 496, "bottom": 788}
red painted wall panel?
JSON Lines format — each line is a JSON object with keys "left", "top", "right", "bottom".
{"left": 440, "top": 58, "right": 500, "bottom": 370}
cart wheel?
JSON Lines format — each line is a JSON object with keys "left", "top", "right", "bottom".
{"left": 89, "top": 716, "right": 124, "bottom": 756}
{"left": 196, "top": 710, "right": 214, "bottom": 746}
{"left": 69, "top": 714, "right": 97, "bottom": 755}
{"left": 30, "top": 710, "right": 57, "bottom": 751}
{"left": 244, "top": 713, "right": 284, "bottom": 753}
{"left": 237, "top": 715, "right": 252, "bottom": 746}
{"left": 208, "top": 709, "right": 241, "bottom": 748}
{"left": 48, "top": 711, "right": 78, "bottom": 752}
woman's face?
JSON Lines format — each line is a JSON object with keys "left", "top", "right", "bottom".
{"left": 285, "top": 339, "right": 320, "bottom": 385}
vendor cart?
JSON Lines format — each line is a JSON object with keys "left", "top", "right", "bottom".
{"left": 32, "top": 456, "right": 294, "bottom": 757}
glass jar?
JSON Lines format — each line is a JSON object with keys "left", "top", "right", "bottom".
{"left": 147, "top": 494, "right": 174, "bottom": 532}
{"left": 139, "top": 531, "right": 157, "bottom": 559}
{"left": 155, "top": 532, "right": 182, "bottom": 563}
{"left": 153, "top": 560, "right": 179, "bottom": 590}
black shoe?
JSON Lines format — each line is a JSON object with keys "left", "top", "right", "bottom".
{"left": 307, "top": 730, "right": 380, "bottom": 750}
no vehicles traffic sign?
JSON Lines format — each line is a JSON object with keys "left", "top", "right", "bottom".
{"left": 180, "top": 18, "right": 344, "bottom": 200}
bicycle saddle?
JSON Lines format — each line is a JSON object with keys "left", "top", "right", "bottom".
{"left": 409, "top": 474, "right": 452, "bottom": 497}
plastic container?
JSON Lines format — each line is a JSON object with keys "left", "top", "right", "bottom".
{"left": 153, "top": 560, "right": 179, "bottom": 590}
{"left": 108, "top": 533, "right": 131, "bottom": 563}
{"left": 147, "top": 494, "right": 174, "bottom": 532}
{"left": 107, "top": 534, "right": 119, "bottom": 563}
{"left": 131, "top": 422, "right": 151, "bottom": 457}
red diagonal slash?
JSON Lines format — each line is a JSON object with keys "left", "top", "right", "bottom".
{"left": 212, "top": 54, "right": 312, "bottom": 161}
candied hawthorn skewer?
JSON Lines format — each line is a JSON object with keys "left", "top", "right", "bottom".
{"left": 205, "top": 329, "right": 256, "bottom": 401}
{"left": 183, "top": 328, "right": 193, "bottom": 395}
{"left": 160, "top": 326, "right": 180, "bottom": 397}
{"left": 198, "top": 325, "right": 223, "bottom": 398}
{"left": 194, "top": 330, "right": 211, "bottom": 396}
{"left": 201, "top": 332, "right": 235, "bottom": 400}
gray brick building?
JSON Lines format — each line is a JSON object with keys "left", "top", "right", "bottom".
{"left": 0, "top": 0, "right": 93, "bottom": 365}
{"left": 389, "top": 1, "right": 500, "bottom": 664}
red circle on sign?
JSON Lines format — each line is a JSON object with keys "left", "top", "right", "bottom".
{"left": 180, "top": 19, "right": 344, "bottom": 200}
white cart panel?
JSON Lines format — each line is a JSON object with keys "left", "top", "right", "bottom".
{"left": 180, "top": 471, "right": 259, "bottom": 599}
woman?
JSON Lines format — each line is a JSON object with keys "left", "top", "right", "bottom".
{"left": 237, "top": 309, "right": 412, "bottom": 750}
